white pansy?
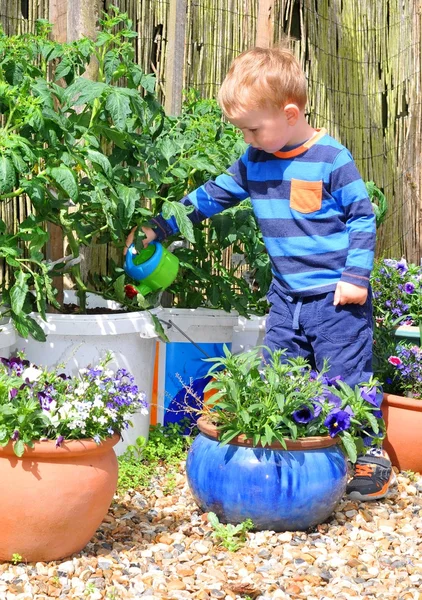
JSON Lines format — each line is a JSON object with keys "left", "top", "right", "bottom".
{"left": 58, "top": 402, "right": 73, "bottom": 419}
{"left": 22, "top": 366, "right": 43, "bottom": 382}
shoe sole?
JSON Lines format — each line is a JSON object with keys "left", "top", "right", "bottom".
{"left": 347, "top": 470, "right": 397, "bottom": 502}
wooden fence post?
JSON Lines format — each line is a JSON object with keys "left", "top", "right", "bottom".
{"left": 164, "top": 0, "right": 186, "bottom": 116}
{"left": 256, "top": 0, "right": 275, "bottom": 47}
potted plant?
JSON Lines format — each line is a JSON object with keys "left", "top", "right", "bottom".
{"left": 373, "top": 324, "right": 422, "bottom": 472}
{"left": 185, "top": 346, "right": 385, "bottom": 532}
{"left": 0, "top": 351, "right": 147, "bottom": 562}
{"left": 372, "top": 257, "right": 422, "bottom": 344}
{"left": 371, "top": 257, "right": 422, "bottom": 472}
{"left": 0, "top": 12, "right": 257, "bottom": 437}
{"left": 0, "top": 10, "right": 175, "bottom": 440}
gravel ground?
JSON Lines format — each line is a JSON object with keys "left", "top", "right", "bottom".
{"left": 2, "top": 464, "right": 422, "bottom": 600}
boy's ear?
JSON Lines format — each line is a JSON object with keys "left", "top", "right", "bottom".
{"left": 284, "top": 103, "right": 300, "bottom": 125}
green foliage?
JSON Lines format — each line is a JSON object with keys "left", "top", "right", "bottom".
{"left": 201, "top": 345, "right": 386, "bottom": 462}
{"left": 1, "top": 8, "right": 269, "bottom": 329}
{"left": 207, "top": 511, "right": 253, "bottom": 552}
{"left": 0, "top": 352, "right": 147, "bottom": 456}
{"left": 0, "top": 6, "right": 196, "bottom": 331}
{"left": 366, "top": 181, "right": 387, "bottom": 228}
{"left": 117, "top": 421, "right": 192, "bottom": 492}
{"left": 122, "top": 90, "right": 270, "bottom": 316}
{"left": 11, "top": 553, "right": 23, "bottom": 564}
{"left": 403, "top": 469, "right": 418, "bottom": 482}
{"left": 371, "top": 258, "right": 422, "bottom": 328}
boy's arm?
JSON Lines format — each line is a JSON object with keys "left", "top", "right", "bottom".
{"left": 150, "top": 151, "right": 250, "bottom": 241}
{"left": 330, "top": 148, "right": 376, "bottom": 304}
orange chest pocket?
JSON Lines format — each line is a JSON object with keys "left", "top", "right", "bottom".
{"left": 290, "top": 178, "right": 323, "bottom": 214}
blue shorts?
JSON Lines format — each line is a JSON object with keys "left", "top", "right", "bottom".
{"left": 262, "top": 281, "right": 374, "bottom": 387}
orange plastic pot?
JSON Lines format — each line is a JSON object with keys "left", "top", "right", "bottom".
{"left": 382, "top": 393, "right": 422, "bottom": 473}
{"left": 0, "top": 435, "right": 119, "bottom": 562}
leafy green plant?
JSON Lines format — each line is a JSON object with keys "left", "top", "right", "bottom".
{"left": 403, "top": 469, "right": 418, "bottom": 482}
{"left": 0, "top": 6, "right": 196, "bottom": 336}
{"left": 366, "top": 181, "right": 387, "bottom": 228}
{"left": 117, "top": 421, "right": 192, "bottom": 492}
{"left": 11, "top": 553, "right": 23, "bottom": 564}
{"left": 0, "top": 352, "right": 147, "bottom": 456}
{"left": 371, "top": 258, "right": 422, "bottom": 328}
{"left": 207, "top": 511, "right": 253, "bottom": 551}
{"left": 201, "top": 345, "right": 386, "bottom": 462}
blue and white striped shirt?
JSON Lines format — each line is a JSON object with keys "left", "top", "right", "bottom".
{"left": 152, "top": 128, "right": 375, "bottom": 296}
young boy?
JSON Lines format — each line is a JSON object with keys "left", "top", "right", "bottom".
{"left": 126, "top": 46, "right": 394, "bottom": 501}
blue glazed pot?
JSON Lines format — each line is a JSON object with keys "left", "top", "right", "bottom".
{"left": 186, "top": 418, "right": 347, "bottom": 532}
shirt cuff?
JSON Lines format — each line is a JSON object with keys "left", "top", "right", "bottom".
{"left": 150, "top": 216, "right": 174, "bottom": 242}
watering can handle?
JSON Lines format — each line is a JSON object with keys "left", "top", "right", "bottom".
{"left": 124, "top": 244, "right": 136, "bottom": 270}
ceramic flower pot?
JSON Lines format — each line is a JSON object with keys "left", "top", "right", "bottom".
{"left": 0, "top": 434, "right": 119, "bottom": 562}
{"left": 394, "top": 325, "right": 421, "bottom": 346}
{"left": 382, "top": 393, "right": 422, "bottom": 472}
{"left": 186, "top": 418, "right": 348, "bottom": 532}
{"left": 0, "top": 319, "right": 16, "bottom": 358}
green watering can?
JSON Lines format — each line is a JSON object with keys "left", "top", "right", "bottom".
{"left": 124, "top": 241, "right": 179, "bottom": 296}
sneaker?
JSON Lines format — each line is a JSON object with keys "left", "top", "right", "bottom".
{"left": 346, "top": 451, "right": 396, "bottom": 501}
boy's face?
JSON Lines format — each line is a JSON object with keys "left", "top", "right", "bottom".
{"left": 229, "top": 106, "right": 295, "bottom": 153}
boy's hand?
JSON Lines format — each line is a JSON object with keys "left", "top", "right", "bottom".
{"left": 333, "top": 281, "right": 368, "bottom": 306}
{"left": 124, "top": 226, "right": 157, "bottom": 255}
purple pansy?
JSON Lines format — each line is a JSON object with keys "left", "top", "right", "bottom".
{"left": 324, "top": 406, "right": 354, "bottom": 437}
{"left": 360, "top": 386, "right": 381, "bottom": 407}
{"left": 292, "top": 405, "right": 315, "bottom": 424}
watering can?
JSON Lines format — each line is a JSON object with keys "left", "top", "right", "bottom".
{"left": 124, "top": 241, "right": 179, "bottom": 296}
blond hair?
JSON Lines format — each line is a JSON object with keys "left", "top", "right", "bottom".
{"left": 218, "top": 46, "right": 307, "bottom": 118}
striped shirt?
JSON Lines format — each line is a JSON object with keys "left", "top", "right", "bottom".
{"left": 152, "top": 128, "right": 376, "bottom": 297}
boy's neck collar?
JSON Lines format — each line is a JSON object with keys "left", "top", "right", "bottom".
{"left": 273, "top": 128, "right": 327, "bottom": 159}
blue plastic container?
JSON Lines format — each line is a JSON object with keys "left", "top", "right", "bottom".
{"left": 186, "top": 426, "right": 347, "bottom": 531}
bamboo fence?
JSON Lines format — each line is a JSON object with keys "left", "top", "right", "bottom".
{"left": 1, "top": 0, "right": 421, "bottom": 275}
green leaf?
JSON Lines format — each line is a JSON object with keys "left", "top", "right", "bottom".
{"left": 104, "top": 50, "right": 120, "bottom": 83}
{"left": 13, "top": 439, "right": 25, "bottom": 458}
{"left": 48, "top": 165, "right": 78, "bottom": 200}
{"left": 3, "top": 61, "right": 25, "bottom": 85}
{"left": 54, "top": 57, "right": 72, "bottom": 81}
{"left": 34, "top": 275, "right": 47, "bottom": 320}
{"left": 207, "top": 512, "right": 220, "bottom": 528}
{"left": 159, "top": 139, "right": 178, "bottom": 164}
{"left": 86, "top": 149, "right": 112, "bottom": 178}
{"left": 113, "top": 274, "right": 126, "bottom": 303}
{"left": 10, "top": 271, "right": 29, "bottom": 315}
{"left": 340, "top": 431, "right": 357, "bottom": 463}
{"left": 150, "top": 314, "right": 169, "bottom": 342}
{"left": 161, "top": 201, "right": 195, "bottom": 244}
{"left": 21, "top": 179, "right": 47, "bottom": 214}
{"left": 65, "top": 78, "right": 107, "bottom": 106}
{"left": 10, "top": 151, "right": 27, "bottom": 173}
{"left": 0, "top": 156, "right": 16, "bottom": 194}
{"left": 23, "top": 315, "right": 47, "bottom": 342}
{"left": 116, "top": 185, "right": 139, "bottom": 228}
{"left": 105, "top": 90, "right": 131, "bottom": 131}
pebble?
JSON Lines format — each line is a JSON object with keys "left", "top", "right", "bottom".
{"left": 1, "top": 466, "right": 422, "bottom": 599}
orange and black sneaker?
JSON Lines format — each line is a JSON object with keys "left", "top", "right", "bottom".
{"left": 346, "top": 451, "right": 396, "bottom": 501}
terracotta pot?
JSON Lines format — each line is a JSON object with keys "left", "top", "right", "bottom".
{"left": 0, "top": 435, "right": 119, "bottom": 562}
{"left": 186, "top": 418, "right": 347, "bottom": 532}
{"left": 382, "top": 393, "right": 422, "bottom": 472}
